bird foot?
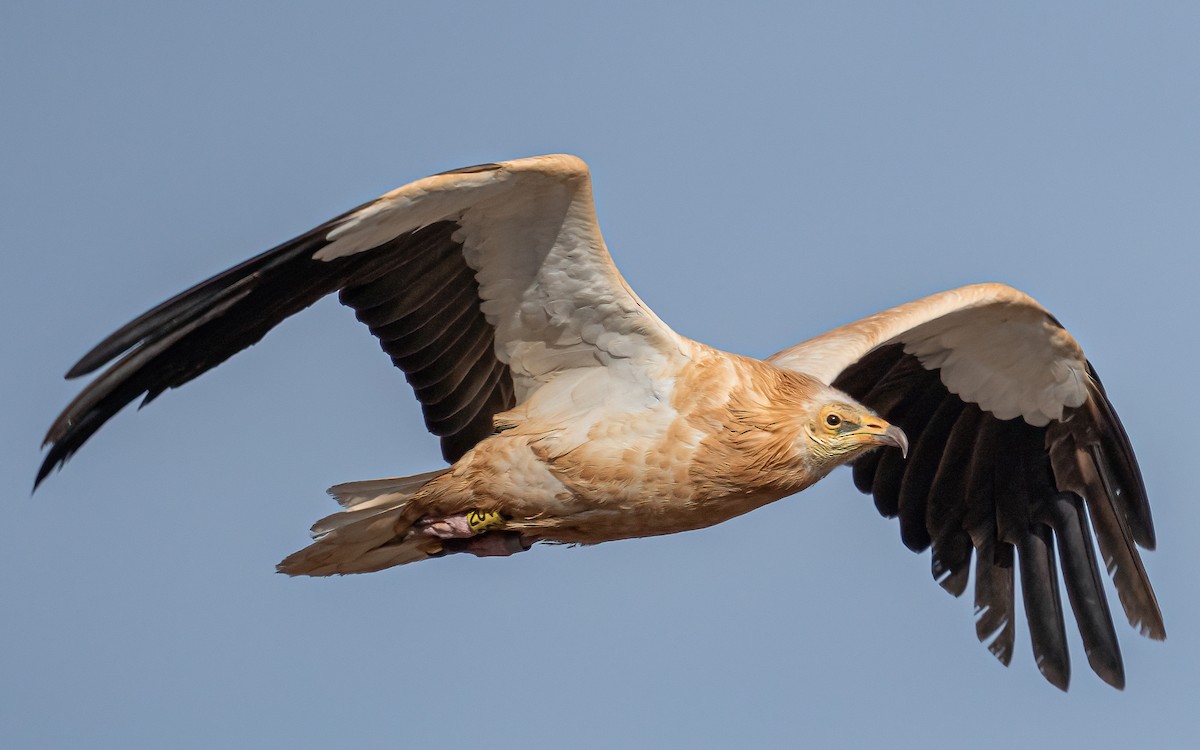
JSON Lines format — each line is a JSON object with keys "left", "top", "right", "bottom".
{"left": 418, "top": 509, "right": 506, "bottom": 539}
{"left": 418, "top": 511, "right": 530, "bottom": 558}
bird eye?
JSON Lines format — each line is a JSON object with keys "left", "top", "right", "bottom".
{"left": 825, "top": 413, "right": 842, "bottom": 427}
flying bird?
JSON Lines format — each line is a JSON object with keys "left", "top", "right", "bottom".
{"left": 39, "top": 154, "right": 1162, "bottom": 690}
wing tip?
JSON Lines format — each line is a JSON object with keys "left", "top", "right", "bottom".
{"left": 1038, "top": 659, "right": 1071, "bottom": 692}
{"left": 65, "top": 350, "right": 107, "bottom": 380}
{"left": 33, "top": 453, "right": 60, "bottom": 493}
{"left": 1087, "top": 650, "right": 1127, "bottom": 690}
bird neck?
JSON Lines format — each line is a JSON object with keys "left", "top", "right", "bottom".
{"left": 677, "top": 352, "right": 825, "bottom": 498}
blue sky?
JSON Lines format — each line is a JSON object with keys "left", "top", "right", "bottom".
{"left": 3, "top": 2, "right": 1198, "bottom": 747}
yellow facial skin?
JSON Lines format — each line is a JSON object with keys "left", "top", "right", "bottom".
{"left": 808, "top": 402, "right": 909, "bottom": 463}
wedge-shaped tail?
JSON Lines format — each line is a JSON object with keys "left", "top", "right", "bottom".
{"left": 278, "top": 469, "right": 449, "bottom": 576}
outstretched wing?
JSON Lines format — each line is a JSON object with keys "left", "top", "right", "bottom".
{"left": 40, "top": 154, "right": 687, "bottom": 484}
{"left": 767, "top": 283, "right": 1162, "bottom": 690}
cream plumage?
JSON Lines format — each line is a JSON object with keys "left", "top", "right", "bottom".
{"left": 39, "top": 154, "right": 1161, "bottom": 690}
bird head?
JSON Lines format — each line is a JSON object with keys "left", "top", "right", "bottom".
{"left": 803, "top": 399, "right": 908, "bottom": 469}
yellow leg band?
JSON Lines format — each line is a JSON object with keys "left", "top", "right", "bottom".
{"left": 466, "top": 510, "right": 506, "bottom": 533}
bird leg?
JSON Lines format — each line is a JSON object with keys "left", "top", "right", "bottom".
{"left": 417, "top": 511, "right": 532, "bottom": 558}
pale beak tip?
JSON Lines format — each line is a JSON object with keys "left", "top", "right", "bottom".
{"left": 886, "top": 424, "right": 909, "bottom": 459}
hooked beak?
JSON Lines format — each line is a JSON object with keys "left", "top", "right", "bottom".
{"left": 853, "top": 417, "right": 909, "bottom": 458}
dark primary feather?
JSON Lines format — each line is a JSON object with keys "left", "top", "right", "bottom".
{"left": 39, "top": 216, "right": 515, "bottom": 486}
{"left": 926, "top": 405, "right": 981, "bottom": 597}
{"left": 834, "top": 343, "right": 1162, "bottom": 689}
{"left": 1082, "top": 364, "right": 1155, "bottom": 548}
{"left": 1044, "top": 491, "right": 1124, "bottom": 687}
{"left": 974, "top": 537, "right": 1016, "bottom": 668}
{"left": 897, "top": 394, "right": 964, "bottom": 551}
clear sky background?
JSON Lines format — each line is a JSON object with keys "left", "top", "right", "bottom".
{"left": 3, "top": 2, "right": 1198, "bottom": 747}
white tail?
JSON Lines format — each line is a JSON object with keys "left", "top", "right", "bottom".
{"left": 276, "top": 469, "right": 449, "bottom": 576}
{"left": 327, "top": 468, "right": 451, "bottom": 509}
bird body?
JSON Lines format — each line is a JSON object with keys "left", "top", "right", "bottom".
{"left": 41, "top": 154, "right": 1161, "bottom": 689}
{"left": 282, "top": 342, "right": 889, "bottom": 574}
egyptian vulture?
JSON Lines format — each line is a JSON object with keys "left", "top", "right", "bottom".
{"left": 40, "top": 154, "right": 1162, "bottom": 690}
